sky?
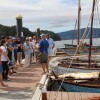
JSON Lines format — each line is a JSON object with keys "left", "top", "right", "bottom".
{"left": 0, "top": 0, "right": 100, "bottom": 33}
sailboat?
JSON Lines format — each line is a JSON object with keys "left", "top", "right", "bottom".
{"left": 49, "top": 0, "right": 100, "bottom": 75}
{"left": 50, "top": 71, "right": 100, "bottom": 93}
{"left": 62, "top": 0, "right": 100, "bottom": 55}
{"left": 49, "top": 0, "right": 100, "bottom": 93}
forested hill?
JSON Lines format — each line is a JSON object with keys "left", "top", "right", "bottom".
{"left": 0, "top": 24, "right": 61, "bottom": 41}
{"left": 58, "top": 28, "right": 100, "bottom": 40}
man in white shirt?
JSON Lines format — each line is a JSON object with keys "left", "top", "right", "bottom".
{"left": 46, "top": 34, "right": 55, "bottom": 60}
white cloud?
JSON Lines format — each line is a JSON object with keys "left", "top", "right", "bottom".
{"left": 0, "top": 0, "right": 100, "bottom": 32}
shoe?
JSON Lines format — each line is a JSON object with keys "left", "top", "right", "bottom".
{"left": 5, "top": 78, "right": 11, "bottom": 81}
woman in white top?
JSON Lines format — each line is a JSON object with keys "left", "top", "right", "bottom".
{"left": 0, "top": 40, "right": 10, "bottom": 81}
{"left": 34, "top": 39, "right": 40, "bottom": 63}
{"left": 23, "top": 39, "right": 31, "bottom": 67}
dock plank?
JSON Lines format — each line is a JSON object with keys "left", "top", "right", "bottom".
{"left": 55, "top": 91, "right": 62, "bottom": 100}
{"left": 87, "top": 93, "right": 97, "bottom": 100}
{"left": 62, "top": 91, "right": 69, "bottom": 100}
{"left": 74, "top": 92, "right": 82, "bottom": 100}
{"left": 48, "top": 91, "right": 56, "bottom": 100}
{"left": 90, "top": 93, "right": 100, "bottom": 100}
{"left": 80, "top": 92, "right": 89, "bottom": 100}
{"left": 47, "top": 91, "right": 52, "bottom": 100}
{"left": 68, "top": 92, "right": 76, "bottom": 100}
{"left": 47, "top": 92, "right": 100, "bottom": 100}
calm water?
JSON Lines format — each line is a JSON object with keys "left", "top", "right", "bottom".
{"left": 55, "top": 38, "right": 100, "bottom": 48}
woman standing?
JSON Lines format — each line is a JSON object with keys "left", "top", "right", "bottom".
{"left": 34, "top": 39, "right": 40, "bottom": 63}
{"left": 0, "top": 40, "right": 10, "bottom": 81}
{"left": 23, "top": 39, "right": 31, "bottom": 67}
{"left": 0, "top": 47, "right": 7, "bottom": 86}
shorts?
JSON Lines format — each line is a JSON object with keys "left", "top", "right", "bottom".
{"left": 48, "top": 49, "right": 54, "bottom": 56}
{"left": 39, "top": 53, "right": 48, "bottom": 64}
{"left": 0, "top": 64, "right": 3, "bottom": 73}
{"left": 40, "top": 60, "right": 48, "bottom": 64}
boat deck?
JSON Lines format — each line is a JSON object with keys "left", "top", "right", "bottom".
{"left": 47, "top": 91, "right": 100, "bottom": 100}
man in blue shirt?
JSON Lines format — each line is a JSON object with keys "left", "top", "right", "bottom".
{"left": 12, "top": 37, "right": 18, "bottom": 63}
{"left": 38, "top": 33, "right": 49, "bottom": 74}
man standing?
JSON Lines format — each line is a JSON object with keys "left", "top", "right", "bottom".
{"left": 46, "top": 34, "right": 55, "bottom": 60}
{"left": 12, "top": 37, "right": 18, "bottom": 65}
{"left": 38, "top": 34, "right": 49, "bottom": 74}
{"left": 16, "top": 36, "right": 22, "bottom": 66}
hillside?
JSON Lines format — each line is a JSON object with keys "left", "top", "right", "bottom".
{"left": 0, "top": 24, "right": 60, "bottom": 41}
{"left": 58, "top": 28, "right": 100, "bottom": 40}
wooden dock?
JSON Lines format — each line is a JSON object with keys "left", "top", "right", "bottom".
{"left": 32, "top": 73, "right": 100, "bottom": 100}
{"left": 0, "top": 63, "right": 43, "bottom": 100}
{"left": 47, "top": 91, "right": 100, "bottom": 100}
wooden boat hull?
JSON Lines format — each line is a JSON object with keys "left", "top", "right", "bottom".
{"left": 49, "top": 57, "right": 100, "bottom": 75}
{"left": 52, "top": 66, "right": 100, "bottom": 74}
{"left": 62, "top": 82, "right": 100, "bottom": 93}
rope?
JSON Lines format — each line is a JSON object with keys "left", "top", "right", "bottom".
{"left": 53, "top": 0, "right": 99, "bottom": 100}
{"left": 53, "top": 18, "right": 91, "bottom": 100}
{"left": 85, "top": 27, "right": 90, "bottom": 39}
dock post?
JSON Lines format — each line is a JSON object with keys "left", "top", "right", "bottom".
{"left": 16, "top": 14, "right": 23, "bottom": 37}
{"left": 42, "top": 88, "right": 47, "bottom": 100}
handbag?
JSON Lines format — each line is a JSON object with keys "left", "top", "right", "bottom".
{"left": 38, "top": 40, "right": 47, "bottom": 62}
{"left": 38, "top": 52, "right": 47, "bottom": 62}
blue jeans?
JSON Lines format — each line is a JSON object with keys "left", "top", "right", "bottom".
{"left": 0, "top": 64, "right": 3, "bottom": 73}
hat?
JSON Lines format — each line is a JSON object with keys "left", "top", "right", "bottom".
{"left": 40, "top": 33, "right": 45, "bottom": 37}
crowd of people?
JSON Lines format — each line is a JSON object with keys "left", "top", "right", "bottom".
{"left": 0, "top": 33, "right": 55, "bottom": 87}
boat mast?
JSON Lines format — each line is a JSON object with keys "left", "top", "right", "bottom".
{"left": 77, "top": 0, "right": 81, "bottom": 54}
{"left": 72, "top": 19, "right": 77, "bottom": 45}
{"left": 88, "top": 0, "right": 95, "bottom": 67}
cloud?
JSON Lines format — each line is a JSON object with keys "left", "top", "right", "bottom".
{"left": 0, "top": 0, "right": 100, "bottom": 32}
